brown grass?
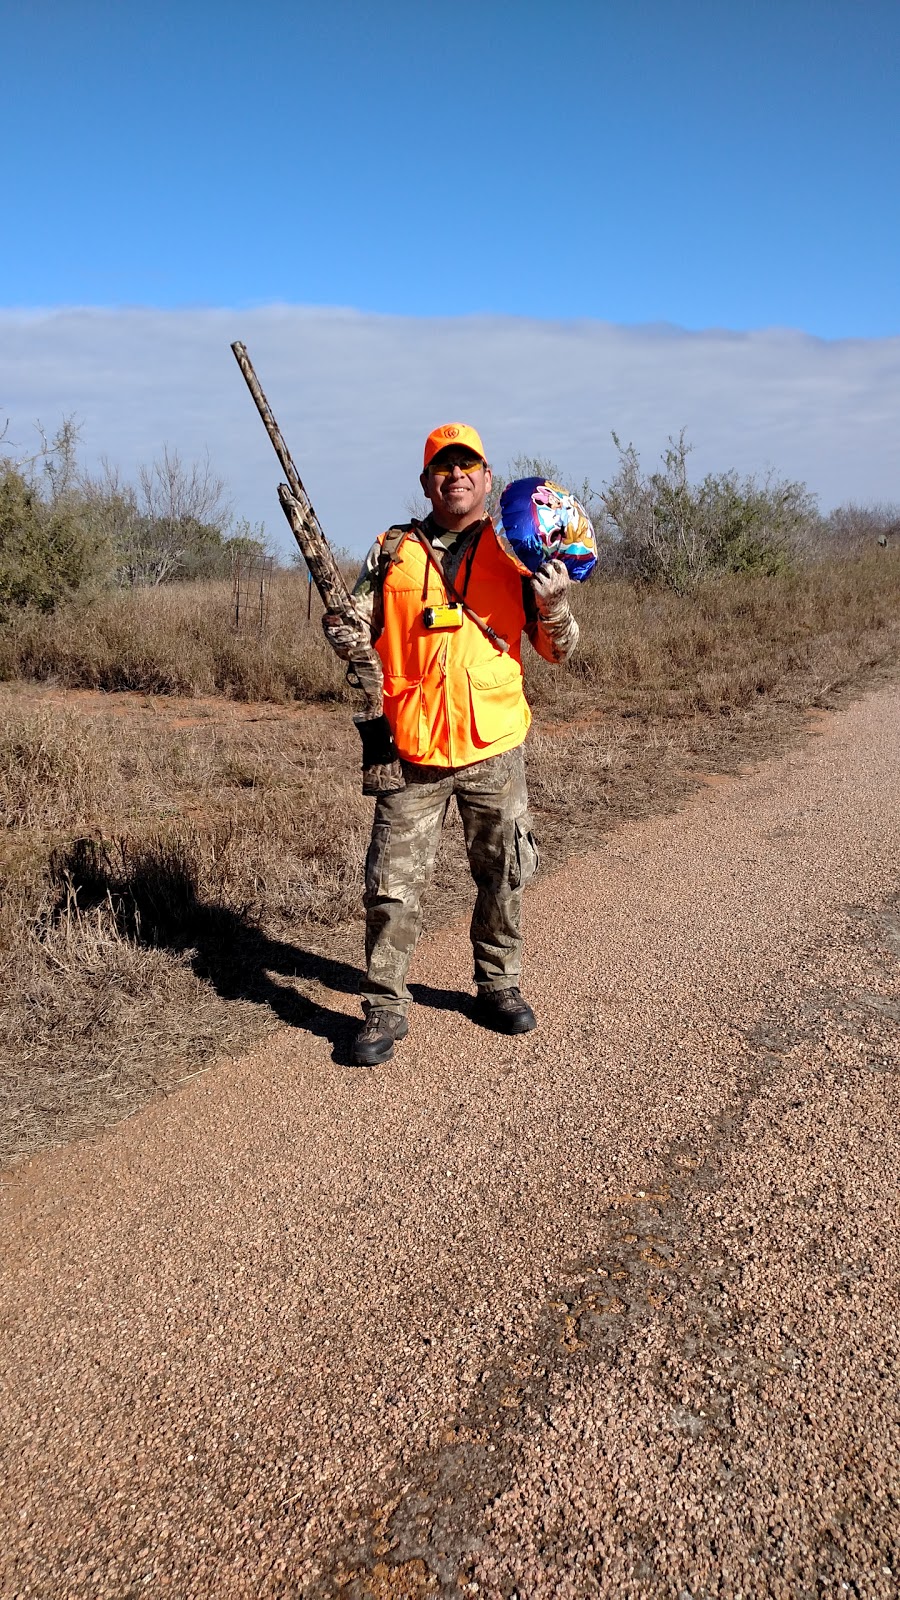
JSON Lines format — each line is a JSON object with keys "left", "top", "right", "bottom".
{"left": 0, "top": 695, "right": 374, "bottom": 1160}
{"left": 2, "top": 550, "right": 899, "bottom": 716}
{"left": 3, "top": 545, "right": 900, "bottom": 1164}
{"left": 536, "top": 547, "right": 900, "bottom": 718}
{"left": 0, "top": 573, "right": 347, "bottom": 701}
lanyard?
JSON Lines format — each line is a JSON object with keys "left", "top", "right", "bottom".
{"left": 413, "top": 522, "right": 510, "bottom": 655}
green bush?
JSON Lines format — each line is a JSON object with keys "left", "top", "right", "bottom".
{"left": 597, "top": 433, "right": 821, "bottom": 592}
{"left": 698, "top": 470, "right": 815, "bottom": 576}
{"left": 0, "top": 426, "right": 271, "bottom": 610}
{"left": 0, "top": 463, "right": 113, "bottom": 613}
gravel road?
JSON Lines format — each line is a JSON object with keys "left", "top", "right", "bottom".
{"left": 2, "top": 686, "right": 899, "bottom": 1599}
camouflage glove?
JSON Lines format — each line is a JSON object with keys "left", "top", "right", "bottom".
{"left": 531, "top": 557, "right": 572, "bottom": 619}
{"left": 321, "top": 609, "right": 370, "bottom": 660}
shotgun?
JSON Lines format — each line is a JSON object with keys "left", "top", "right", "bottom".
{"left": 230, "top": 341, "right": 404, "bottom": 796}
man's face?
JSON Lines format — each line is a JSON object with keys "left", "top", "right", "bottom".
{"left": 421, "top": 448, "right": 492, "bottom": 530}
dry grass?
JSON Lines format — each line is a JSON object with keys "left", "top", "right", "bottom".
{"left": 3, "top": 550, "right": 899, "bottom": 717}
{"left": 3, "top": 545, "right": 900, "bottom": 1165}
{"left": 0, "top": 696, "right": 371, "bottom": 928}
{"left": 533, "top": 547, "right": 900, "bottom": 719}
{"left": 0, "top": 695, "right": 372, "bottom": 1161}
{"left": 0, "top": 573, "right": 348, "bottom": 702}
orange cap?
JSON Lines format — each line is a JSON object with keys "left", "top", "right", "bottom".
{"left": 423, "top": 422, "right": 487, "bottom": 470}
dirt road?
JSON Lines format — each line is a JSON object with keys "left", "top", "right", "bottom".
{"left": 2, "top": 685, "right": 899, "bottom": 1599}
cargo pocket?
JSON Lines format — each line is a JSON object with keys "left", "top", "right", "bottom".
{"left": 510, "top": 817, "right": 540, "bottom": 890}
{"left": 364, "top": 820, "right": 391, "bottom": 903}
{"left": 382, "top": 674, "right": 427, "bottom": 761}
{"left": 467, "top": 657, "right": 526, "bottom": 747}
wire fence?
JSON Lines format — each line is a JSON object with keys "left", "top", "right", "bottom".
{"left": 231, "top": 552, "right": 276, "bottom": 634}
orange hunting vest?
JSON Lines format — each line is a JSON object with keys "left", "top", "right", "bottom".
{"left": 375, "top": 522, "right": 531, "bottom": 768}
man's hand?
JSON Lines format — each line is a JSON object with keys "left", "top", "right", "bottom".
{"left": 321, "top": 610, "right": 370, "bottom": 660}
{"left": 530, "top": 557, "right": 571, "bottom": 618}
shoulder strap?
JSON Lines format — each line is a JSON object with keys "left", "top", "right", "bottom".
{"left": 377, "top": 523, "right": 415, "bottom": 586}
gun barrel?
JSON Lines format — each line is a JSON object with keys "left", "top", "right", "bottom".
{"left": 231, "top": 341, "right": 327, "bottom": 540}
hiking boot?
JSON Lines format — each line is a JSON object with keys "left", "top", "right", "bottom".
{"left": 352, "top": 1009, "right": 409, "bottom": 1066}
{"left": 474, "top": 987, "right": 537, "bottom": 1035}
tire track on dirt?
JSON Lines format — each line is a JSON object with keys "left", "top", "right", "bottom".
{"left": 317, "top": 899, "right": 900, "bottom": 1598}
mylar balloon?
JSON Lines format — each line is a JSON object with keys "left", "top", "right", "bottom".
{"left": 496, "top": 478, "right": 597, "bottom": 581}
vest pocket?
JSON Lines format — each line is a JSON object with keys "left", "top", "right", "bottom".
{"left": 382, "top": 674, "right": 427, "bottom": 760}
{"left": 467, "top": 658, "right": 526, "bottom": 746}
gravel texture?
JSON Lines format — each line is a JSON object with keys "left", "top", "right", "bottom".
{"left": 1, "top": 686, "right": 899, "bottom": 1599}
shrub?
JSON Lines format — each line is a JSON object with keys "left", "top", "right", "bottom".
{"left": 821, "top": 502, "right": 900, "bottom": 552}
{"left": 97, "top": 447, "right": 236, "bottom": 585}
{"left": 0, "top": 462, "right": 113, "bottom": 613}
{"left": 0, "top": 424, "right": 270, "bottom": 612}
{"left": 597, "top": 432, "right": 820, "bottom": 592}
{"left": 698, "top": 470, "right": 816, "bottom": 575}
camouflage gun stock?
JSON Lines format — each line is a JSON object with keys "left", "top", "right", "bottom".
{"left": 230, "top": 341, "right": 404, "bottom": 796}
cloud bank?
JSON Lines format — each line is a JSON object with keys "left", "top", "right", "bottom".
{"left": 2, "top": 306, "right": 898, "bottom": 556}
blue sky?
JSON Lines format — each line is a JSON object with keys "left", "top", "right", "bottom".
{"left": 2, "top": 1, "right": 898, "bottom": 550}
{"left": 4, "top": 0, "right": 898, "bottom": 335}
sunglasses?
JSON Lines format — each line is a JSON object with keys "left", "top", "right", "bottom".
{"left": 429, "top": 455, "right": 484, "bottom": 477}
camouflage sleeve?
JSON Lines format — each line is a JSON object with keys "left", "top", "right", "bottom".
{"left": 522, "top": 580, "right": 580, "bottom": 663}
{"left": 350, "top": 539, "right": 382, "bottom": 634}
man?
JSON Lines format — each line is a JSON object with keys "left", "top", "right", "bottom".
{"left": 323, "top": 423, "right": 579, "bottom": 1066}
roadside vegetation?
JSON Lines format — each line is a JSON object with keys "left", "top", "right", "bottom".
{"left": 0, "top": 574, "right": 346, "bottom": 700}
{"left": 2, "top": 422, "right": 899, "bottom": 1163}
{"left": 0, "top": 419, "right": 265, "bottom": 611}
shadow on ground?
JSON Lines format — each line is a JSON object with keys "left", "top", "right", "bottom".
{"left": 51, "top": 836, "right": 474, "bottom": 1065}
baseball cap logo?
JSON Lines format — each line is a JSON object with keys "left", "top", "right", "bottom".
{"left": 443, "top": 427, "right": 460, "bottom": 440}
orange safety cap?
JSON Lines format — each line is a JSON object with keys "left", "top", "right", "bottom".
{"left": 423, "top": 422, "right": 487, "bottom": 470}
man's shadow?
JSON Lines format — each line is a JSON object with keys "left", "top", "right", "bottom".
{"left": 188, "top": 912, "right": 476, "bottom": 1060}
{"left": 53, "top": 837, "right": 474, "bottom": 1066}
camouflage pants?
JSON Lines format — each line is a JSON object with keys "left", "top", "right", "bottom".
{"left": 361, "top": 745, "right": 539, "bottom": 1014}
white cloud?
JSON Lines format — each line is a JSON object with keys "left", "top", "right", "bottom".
{"left": 2, "top": 306, "right": 898, "bottom": 557}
